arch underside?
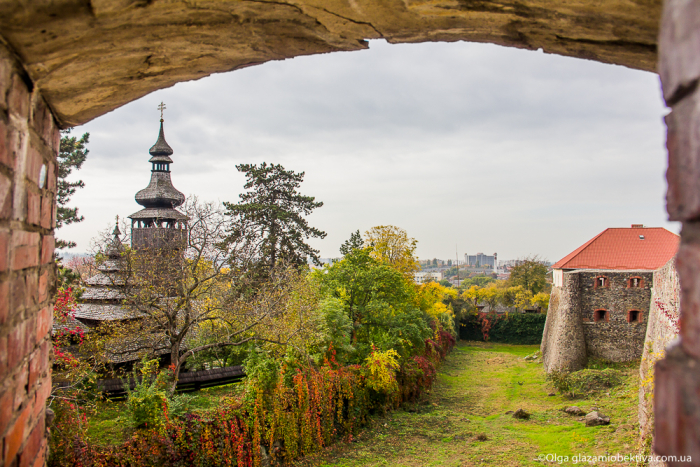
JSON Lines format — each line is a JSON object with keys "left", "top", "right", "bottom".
{"left": 0, "top": 0, "right": 661, "bottom": 127}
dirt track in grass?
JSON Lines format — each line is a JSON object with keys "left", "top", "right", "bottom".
{"left": 292, "top": 342, "right": 640, "bottom": 467}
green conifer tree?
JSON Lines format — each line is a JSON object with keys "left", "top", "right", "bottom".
{"left": 223, "top": 163, "right": 326, "bottom": 278}
{"left": 57, "top": 130, "right": 89, "bottom": 249}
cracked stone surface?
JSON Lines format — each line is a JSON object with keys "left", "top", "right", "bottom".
{"left": 0, "top": 0, "right": 661, "bottom": 127}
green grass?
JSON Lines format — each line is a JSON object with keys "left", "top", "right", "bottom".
{"left": 83, "top": 343, "right": 640, "bottom": 465}
{"left": 84, "top": 381, "right": 246, "bottom": 445}
{"left": 291, "top": 341, "right": 640, "bottom": 467}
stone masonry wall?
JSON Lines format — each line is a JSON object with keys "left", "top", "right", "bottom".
{"left": 541, "top": 273, "right": 587, "bottom": 373}
{"left": 0, "top": 42, "right": 58, "bottom": 467}
{"left": 544, "top": 262, "right": 680, "bottom": 461}
{"left": 655, "top": 1, "right": 700, "bottom": 463}
{"left": 542, "top": 269, "right": 653, "bottom": 373}
{"left": 638, "top": 259, "right": 680, "bottom": 463}
{"left": 578, "top": 270, "right": 652, "bottom": 362}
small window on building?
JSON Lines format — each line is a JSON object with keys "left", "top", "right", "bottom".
{"left": 627, "top": 310, "right": 643, "bottom": 323}
{"left": 628, "top": 276, "right": 643, "bottom": 288}
{"left": 594, "top": 276, "right": 609, "bottom": 289}
{"left": 593, "top": 309, "right": 609, "bottom": 322}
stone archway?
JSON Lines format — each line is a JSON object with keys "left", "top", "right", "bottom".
{"left": 0, "top": 0, "right": 661, "bottom": 126}
{"left": 1, "top": 1, "right": 698, "bottom": 465}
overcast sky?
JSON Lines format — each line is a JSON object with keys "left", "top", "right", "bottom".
{"left": 62, "top": 39, "right": 677, "bottom": 263}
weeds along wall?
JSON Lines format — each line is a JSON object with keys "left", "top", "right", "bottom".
{"left": 638, "top": 258, "right": 679, "bottom": 455}
{"left": 459, "top": 312, "right": 546, "bottom": 345}
{"left": 48, "top": 330, "right": 456, "bottom": 466}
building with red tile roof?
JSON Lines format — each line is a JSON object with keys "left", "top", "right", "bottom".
{"left": 552, "top": 226, "right": 679, "bottom": 273}
{"left": 542, "top": 225, "right": 680, "bottom": 373}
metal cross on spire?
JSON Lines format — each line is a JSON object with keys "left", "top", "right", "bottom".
{"left": 157, "top": 101, "right": 166, "bottom": 121}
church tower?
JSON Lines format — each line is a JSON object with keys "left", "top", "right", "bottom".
{"left": 129, "top": 104, "right": 187, "bottom": 250}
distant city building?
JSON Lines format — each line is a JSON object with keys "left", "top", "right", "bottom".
{"left": 421, "top": 259, "right": 447, "bottom": 269}
{"left": 414, "top": 271, "right": 443, "bottom": 284}
{"left": 464, "top": 252, "right": 496, "bottom": 269}
{"left": 500, "top": 259, "right": 524, "bottom": 269}
{"left": 500, "top": 259, "right": 554, "bottom": 269}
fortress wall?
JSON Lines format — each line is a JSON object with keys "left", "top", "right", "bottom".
{"left": 543, "top": 269, "right": 654, "bottom": 374}
{"left": 0, "top": 43, "right": 58, "bottom": 467}
{"left": 639, "top": 259, "right": 680, "bottom": 459}
{"left": 577, "top": 270, "right": 652, "bottom": 362}
{"left": 542, "top": 273, "right": 587, "bottom": 373}
{"left": 655, "top": 3, "right": 700, "bottom": 458}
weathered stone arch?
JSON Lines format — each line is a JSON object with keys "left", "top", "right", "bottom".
{"left": 0, "top": 0, "right": 662, "bottom": 126}
{"left": 1, "top": 0, "right": 699, "bottom": 465}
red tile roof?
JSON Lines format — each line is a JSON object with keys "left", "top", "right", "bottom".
{"left": 553, "top": 227, "right": 679, "bottom": 271}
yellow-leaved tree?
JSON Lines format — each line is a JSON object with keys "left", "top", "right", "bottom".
{"left": 461, "top": 285, "right": 484, "bottom": 308}
{"left": 415, "top": 281, "right": 456, "bottom": 333}
{"left": 532, "top": 292, "right": 550, "bottom": 312}
{"left": 364, "top": 225, "right": 419, "bottom": 278}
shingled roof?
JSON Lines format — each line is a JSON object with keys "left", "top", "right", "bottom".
{"left": 553, "top": 226, "right": 679, "bottom": 271}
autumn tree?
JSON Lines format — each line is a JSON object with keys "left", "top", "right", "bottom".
{"left": 314, "top": 247, "right": 427, "bottom": 358}
{"left": 461, "top": 285, "right": 483, "bottom": 308}
{"left": 532, "top": 292, "right": 550, "bottom": 312}
{"left": 507, "top": 256, "right": 549, "bottom": 294}
{"left": 223, "top": 163, "right": 326, "bottom": 281}
{"left": 51, "top": 286, "right": 108, "bottom": 404}
{"left": 513, "top": 287, "right": 534, "bottom": 311}
{"left": 101, "top": 199, "right": 318, "bottom": 392}
{"left": 480, "top": 285, "right": 501, "bottom": 312}
{"left": 364, "top": 225, "right": 419, "bottom": 278}
{"left": 457, "top": 275, "right": 495, "bottom": 291}
{"left": 415, "top": 281, "right": 456, "bottom": 331}
{"left": 499, "top": 286, "right": 518, "bottom": 308}
{"left": 441, "top": 285, "right": 472, "bottom": 318}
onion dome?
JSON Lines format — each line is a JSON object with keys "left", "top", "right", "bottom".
{"left": 134, "top": 173, "right": 185, "bottom": 209}
{"left": 148, "top": 120, "right": 174, "bottom": 164}
{"left": 129, "top": 113, "right": 188, "bottom": 243}
{"left": 132, "top": 119, "right": 185, "bottom": 210}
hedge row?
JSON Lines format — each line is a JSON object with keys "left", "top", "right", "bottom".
{"left": 49, "top": 330, "right": 456, "bottom": 467}
{"left": 459, "top": 312, "right": 546, "bottom": 345}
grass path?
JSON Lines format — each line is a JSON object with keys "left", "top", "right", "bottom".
{"left": 293, "top": 342, "right": 639, "bottom": 467}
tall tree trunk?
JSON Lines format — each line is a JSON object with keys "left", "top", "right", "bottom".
{"left": 169, "top": 343, "right": 181, "bottom": 395}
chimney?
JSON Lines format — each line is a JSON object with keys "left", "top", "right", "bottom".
{"left": 631, "top": 224, "right": 644, "bottom": 228}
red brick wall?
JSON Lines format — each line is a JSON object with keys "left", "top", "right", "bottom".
{"left": 0, "top": 43, "right": 57, "bottom": 467}
{"left": 0, "top": 2, "right": 698, "bottom": 466}
{"left": 655, "top": 0, "right": 700, "bottom": 464}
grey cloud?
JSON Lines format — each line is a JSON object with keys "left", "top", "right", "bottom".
{"left": 66, "top": 39, "right": 677, "bottom": 263}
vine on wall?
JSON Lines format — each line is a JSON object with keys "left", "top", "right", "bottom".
{"left": 49, "top": 330, "right": 455, "bottom": 466}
